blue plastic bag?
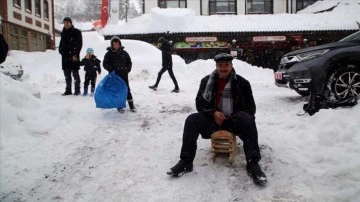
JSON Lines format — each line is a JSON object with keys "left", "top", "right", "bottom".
{"left": 94, "top": 71, "right": 128, "bottom": 109}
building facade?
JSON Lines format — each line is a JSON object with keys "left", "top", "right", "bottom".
{"left": 0, "top": 0, "right": 55, "bottom": 52}
{"left": 142, "top": 0, "right": 318, "bottom": 15}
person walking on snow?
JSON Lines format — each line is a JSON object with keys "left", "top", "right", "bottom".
{"left": 79, "top": 48, "right": 101, "bottom": 96}
{"left": 167, "top": 53, "right": 267, "bottom": 185}
{"left": 58, "top": 17, "right": 83, "bottom": 96}
{"left": 149, "top": 37, "right": 180, "bottom": 93}
{"left": 103, "top": 36, "right": 136, "bottom": 113}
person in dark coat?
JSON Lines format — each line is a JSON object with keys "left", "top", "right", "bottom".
{"left": 0, "top": 33, "right": 9, "bottom": 64}
{"left": 79, "top": 48, "right": 101, "bottom": 96}
{"left": 59, "top": 17, "right": 83, "bottom": 96}
{"left": 167, "top": 53, "right": 267, "bottom": 185}
{"left": 103, "top": 36, "right": 136, "bottom": 113}
{"left": 149, "top": 37, "right": 180, "bottom": 93}
{"left": 229, "top": 39, "right": 238, "bottom": 58}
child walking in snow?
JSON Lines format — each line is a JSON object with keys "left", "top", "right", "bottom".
{"left": 80, "top": 48, "right": 101, "bottom": 96}
{"left": 103, "top": 36, "right": 136, "bottom": 113}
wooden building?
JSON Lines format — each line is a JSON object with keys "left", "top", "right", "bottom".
{"left": 0, "top": 0, "right": 56, "bottom": 52}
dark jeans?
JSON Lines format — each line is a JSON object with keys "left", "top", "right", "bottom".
{"left": 63, "top": 69, "right": 80, "bottom": 92}
{"left": 118, "top": 74, "right": 133, "bottom": 102}
{"left": 84, "top": 72, "right": 97, "bottom": 91}
{"left": 154, "top": 63, "right": 179, "bottom": 89}
{"left": 180, "top": 112, "right": 261, "bottom": 163}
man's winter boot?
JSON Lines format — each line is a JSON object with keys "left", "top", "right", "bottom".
{"left": 62, "top": 90, "right": 72, "bottom": 96}
{"left": 128, "top": 101, "right": 137, "bottom": 112}
{"left": 246, "top": 161, "right": 267, "bottom": 185}
{"left": 117, "top": 108, "right": 125, "bottom": 113}
{"left": 149, "top": 85, "right": 157, "bottom": 91}
{"left": 74, "top": 89, "right": 81, "bottom": 96}
{"left": 82, "top": 87, "right": 88, "bottom": 96}
{"left": 167, "top": 160, "right": 193, "bottom": 177}
{"left": 171, "top": 88, "right": 180, "bottom": 93}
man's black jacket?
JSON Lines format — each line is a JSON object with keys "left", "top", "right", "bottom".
{"left": 59, "top": 26, "right": 83, "bottom": 70}
{"left": 103, "top": 46, "right": 132, "bottom": 78}
{"left": 195, "top": 73, "right": 256, "bottom": 117}
{"left": 160, "top": 40, "right": 172, "bottom": 65}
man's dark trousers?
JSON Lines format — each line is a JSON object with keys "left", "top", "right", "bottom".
{"left": 63, "top": 69, "right": 80, "bottom": 93}
{"left": 180, "top": 111, "right": 261, "bottom": 163}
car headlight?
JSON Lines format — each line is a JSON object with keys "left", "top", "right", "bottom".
{"left": 280, "top": 56, "right": 297, "bottom": 64}
{"left": 296, "top": 49, "right": 330, "bottom": 61}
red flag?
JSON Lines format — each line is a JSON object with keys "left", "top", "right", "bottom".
{"left": 101, "top": 0, "right": 109, "bottom": 28}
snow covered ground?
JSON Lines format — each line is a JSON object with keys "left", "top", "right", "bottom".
{"left": 1, "top": 30, "right": 359, "bottom": 201}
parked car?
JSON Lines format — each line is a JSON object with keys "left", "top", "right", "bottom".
{"left": 274, "top": 30, "right": 360, "bottom": 101}
{"left": 0, "top": 55, "right": 24, "bottom": 79}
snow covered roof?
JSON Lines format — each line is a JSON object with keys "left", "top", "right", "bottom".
{"left": 297, "top": 0, "right": 360, "bottom": 14}
{"left": 101, "top": 1, "right": 360, "bottom": 35}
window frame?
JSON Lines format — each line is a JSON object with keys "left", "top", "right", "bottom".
{"left": 158, "top": 0, "right": 187, "bottom": 8}
{"left": 13, "top": 0, "right": 21, "bottom": 9}
{"left": 246, "top": 0, "right": 273, "bottom": 14}
{"left": 296, "top": 0, "right": 318, "bottom": 12}
{"left": 20, "top": 29, "right": 29, "bottom": 51}
{"left": 44, "top": 0, "right": 49, "bottom": 20}
{"left": 209, "top": 0, "right": 237, "bottom": 15}
{"left": 9, "top": 25, "right": 20, "bottom": 50}
{"left": 35, "top": 0, "right": 41, "bottom": 17}
{"left": 25, "top": 0, "right": 32, "bottom": 14}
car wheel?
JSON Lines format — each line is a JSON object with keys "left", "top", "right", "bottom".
{"left": 327, "top": 65, "right": 360, "bottom": 101}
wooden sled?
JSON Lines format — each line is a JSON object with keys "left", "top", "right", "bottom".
{"left": 211, "top": 130, "right": 237, "bottom": 164}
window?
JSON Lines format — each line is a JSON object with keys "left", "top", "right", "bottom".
{"left": 209, "top": 0, "right": 237, "bottom": 15}
{"left": 44, "top": 0, "right": 49, "bottom": 20}
{"left": 31, "top": 33, "right": 39, "bottom": 51}
{"left": 246, "top": 0, "right": 273, "bottom": 14}
{"left": 158, "top": 0, "right": 186, "bottom": 8}
{"left": 296, "top": 0, "right": 317, "bottom": 12}
{"left": 35, "top": 0, "right": 41, "bottom": 17}
{"left": 9, "top": 25, "right": 19, "bottom": 50}
{"left": 13, "top": 0, "right": 21, "bottom": 8}
{"left": 25, "top": 0, "right": 32, "bottom": 13}
{"left": 20, "top": 30, "right": 29, "bottom": 51}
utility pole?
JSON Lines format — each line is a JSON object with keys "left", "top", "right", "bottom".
{"left": 124, "top": 0, "right": 129, "bottom": 23}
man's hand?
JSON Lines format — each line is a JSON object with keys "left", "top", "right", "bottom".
{"left": 72, "top": 55, "right": 78, "bottom": 62}
{"left": 213, "top": 111, "right": 226, "bottom": 126}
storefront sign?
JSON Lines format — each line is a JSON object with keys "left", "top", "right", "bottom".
{"left": 253, "top": 36, "right": 286, "bottom": 42}
{"left": 175, "top": 41, "right": 227, "bottom": 49}
{"left": 185, "top": 37, "right": 217, "bottom": 42}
